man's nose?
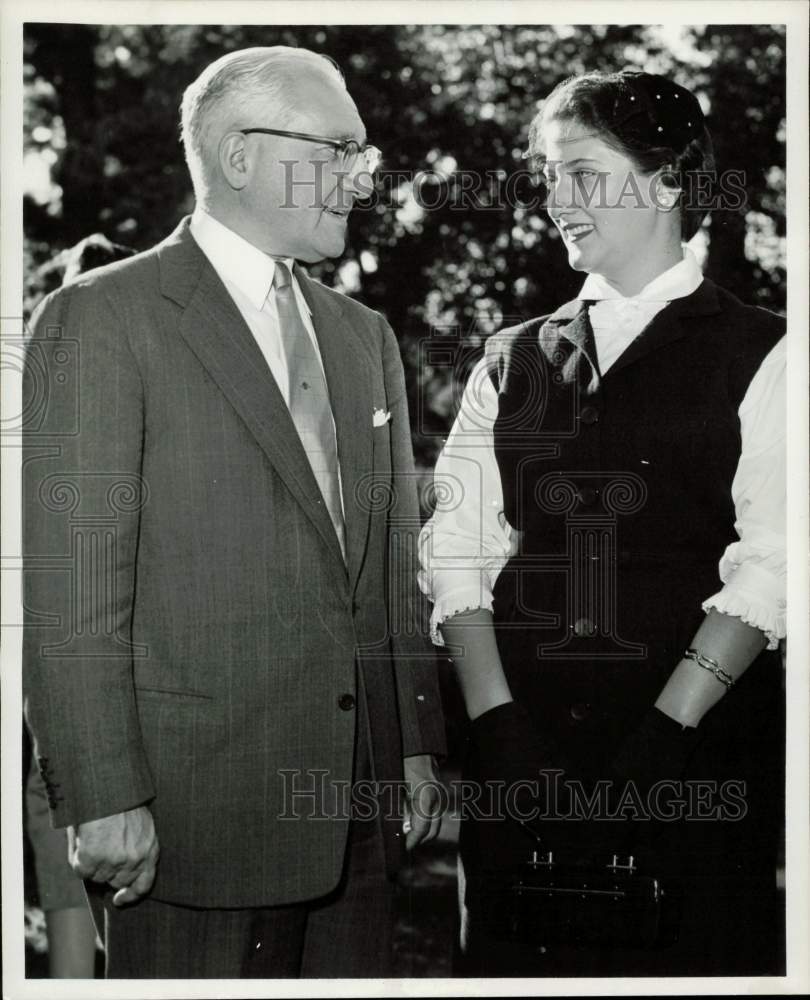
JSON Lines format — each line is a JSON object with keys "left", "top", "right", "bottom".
{"left": 335, "top": 166, "right": 373, "bottom": 210}
{"left": 344, "top": 158, "right": 375, "bottom": 199}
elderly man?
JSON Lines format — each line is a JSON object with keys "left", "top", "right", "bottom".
{"left": 23, "top": 46, "right": 445, "bottom": 978}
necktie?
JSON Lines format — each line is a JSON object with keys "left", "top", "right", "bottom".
{"left": 273, "top": 262, "right": 346, "bottom": 560}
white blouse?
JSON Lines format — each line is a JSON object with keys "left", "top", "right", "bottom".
{"left": 418, "top": 250, "right": 786, "bottom": 650}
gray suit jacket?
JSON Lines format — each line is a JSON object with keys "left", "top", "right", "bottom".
{"left": 23, "top": 218, "right": 445, "bottom": 908}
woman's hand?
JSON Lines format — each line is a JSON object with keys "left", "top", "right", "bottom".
{"left": 440, "top": 610, "right": 556, "bottom": 829}
{"left": 469, "top": 700, "right": 571, "bottom": 836}
{"left": 607, "top": 705, "right": 702, "bottom": 805}
{"left": 470, "top": 700, "right": 557, "bottom": 783}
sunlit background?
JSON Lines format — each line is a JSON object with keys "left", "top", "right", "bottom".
{"left": 22, "top": 22, "right": 786, "bottom": 976}
{"left": 24, "top": 24, "right": 786, "bottom": 469}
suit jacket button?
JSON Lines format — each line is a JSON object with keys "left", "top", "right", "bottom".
{"left": 580, "top": 406, "right": 599, "bottom": 425}
{"left": 571, "top": 617, "right": 596, "bottom": 637}
{"left": 569, "top": 701, "right": 591, "bottom": 722}
{"left": 338, "top": 693, "right": 356, "bottom": 711}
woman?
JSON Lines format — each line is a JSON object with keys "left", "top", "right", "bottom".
{"left": 419, "top": 70, "right": 785, "bottom": 977}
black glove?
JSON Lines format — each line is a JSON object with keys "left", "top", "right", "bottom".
{"left": 608, "top": 706, "right": 702, "bottom": 805}
{"left": 470, "top": 700, "right": 558, "bottom": 777}
{"left": 468, "top": 701, "right": 573, "bottom": 838}
{"left": 600, "top": 706, "right": 704, "bottom": 861}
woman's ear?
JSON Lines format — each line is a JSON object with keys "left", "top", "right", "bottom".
{"left": 218, "top": 132, "right": 250, "bottom": 191}
{"left": 654, "top": 169, "right": 682, "bottom": 212}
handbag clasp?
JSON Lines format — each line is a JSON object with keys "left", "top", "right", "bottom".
{"left": 607, "top": 854, "right": 636, "bottom": 872}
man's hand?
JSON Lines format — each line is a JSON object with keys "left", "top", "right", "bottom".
{"left": 68, "top": 805, "right": 159, "bottom": 907}
{"left": 402, "top": 754, "right": 443, "bottom": 850}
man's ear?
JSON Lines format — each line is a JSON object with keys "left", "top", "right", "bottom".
{"left": 219, "top": 132, "right": 250, "bottom": 191}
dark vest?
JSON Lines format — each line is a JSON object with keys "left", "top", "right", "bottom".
{"left": 486, "top": 279, "right": 784, "bottom": 761}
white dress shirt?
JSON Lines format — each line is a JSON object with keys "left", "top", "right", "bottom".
{"left": 418, "top": 248, "right": 786, "bottom": 650}
{"left": 190, "top": 208, "right": 324, "bottom": 404}
{"left": 189, "top": 208, "right": 345, "bottom": 514}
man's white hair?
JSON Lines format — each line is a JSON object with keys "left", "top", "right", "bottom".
{"left": 180, "top": 46, "right": 345, "bottom": 199}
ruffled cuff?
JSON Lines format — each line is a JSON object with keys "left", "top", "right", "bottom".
{"left": 427, "top": 579, "right": 496, "bottom": 647}
{"left": 702, "top": 562, "right": 786, "bottom": 651}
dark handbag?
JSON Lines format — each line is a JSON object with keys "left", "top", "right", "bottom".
{"left": 483, "top": 844, "right": 682, "bottom": 951}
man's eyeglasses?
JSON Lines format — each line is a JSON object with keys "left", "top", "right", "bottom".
{"left": 241, "top": 128, "right": 382, "bottom": 174}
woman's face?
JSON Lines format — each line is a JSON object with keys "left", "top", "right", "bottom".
{"left": 538, "top": 116, "right": 674, "bottom": 291}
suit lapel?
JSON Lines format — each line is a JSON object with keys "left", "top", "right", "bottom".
{"left": 296, "top": 267, "right": 374, "bottom": 594}
{"left": 158, "top": 220, "right": 347, "bottom": 576}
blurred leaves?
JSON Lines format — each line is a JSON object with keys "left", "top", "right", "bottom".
{"left": 24, "top": 23, "right": 786, "bottom": 469}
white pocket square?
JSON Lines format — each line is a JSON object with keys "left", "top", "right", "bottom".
{"left": 373, "top": 408, "right": 392, "bottom": 427}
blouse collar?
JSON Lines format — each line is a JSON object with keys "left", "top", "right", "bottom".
{"left": 579, "top": 245, "right": 703, "bottom": 304}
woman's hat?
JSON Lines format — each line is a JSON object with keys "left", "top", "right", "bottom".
{"left": 610, "top": 71, "right": 706, "bottom": 150}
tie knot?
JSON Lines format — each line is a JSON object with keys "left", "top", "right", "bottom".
{"left": 273, "top": 260, "right": 292, "bottom": 291}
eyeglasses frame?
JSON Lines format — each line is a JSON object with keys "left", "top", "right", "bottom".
{"left": 240, "top": 128, "right": 381, "bottom": 172}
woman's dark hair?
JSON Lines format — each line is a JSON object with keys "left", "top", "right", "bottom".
{"left": 528, "top": 70, "right": 716, "bottom": 240}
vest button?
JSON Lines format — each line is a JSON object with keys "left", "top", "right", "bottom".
{"left": 338, "top": 693, "right": 356, "bottom": 711}
{"left": 569, "top": 701, "right": 591, "bottom": 722}
{"left": 577, "top": 486, "right": 599, "bottom": 506}
{"left": 580, "top": 406, "right": 599, "bottom": 425}
{"left": 571, "top": 617, "right": 596, "bottom": 637}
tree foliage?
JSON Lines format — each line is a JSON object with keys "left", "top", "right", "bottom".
{"left": 23, "top": 23, "right": 786, "bottom": 471}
